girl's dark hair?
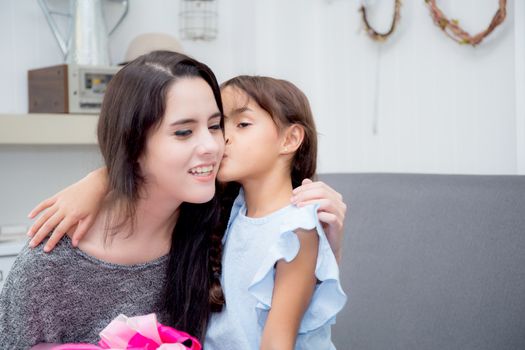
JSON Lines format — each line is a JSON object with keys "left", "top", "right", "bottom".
{"left": 97, "top": 50, "right": 225, "bottom": 340}
{"left": 221, "top": 76, "right": 318, "bottom": 188}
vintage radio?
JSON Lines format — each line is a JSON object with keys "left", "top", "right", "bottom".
{"left": 28, "top": 64, "right": 120, "bottom": 114}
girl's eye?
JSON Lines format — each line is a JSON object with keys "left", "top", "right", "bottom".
{"left": 174, "top": 130, "right": 192, "bottom": 137}
{"left": 237, "top": 122, "right": 251, "bottom": 128}
{"left": 209, "top": 123, "right": 222, "bottom": 131}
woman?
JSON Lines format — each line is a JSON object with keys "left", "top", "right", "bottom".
{"left": 0, "top": 51, "right": 225, "bottom": 348}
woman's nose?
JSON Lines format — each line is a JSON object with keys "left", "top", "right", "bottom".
{"left": 196, "top": 129, "right": 221, "bottom": 156}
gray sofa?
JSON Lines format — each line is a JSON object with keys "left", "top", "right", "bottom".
{"left": 320, "top": 173, "right": 525, "bottom": 350}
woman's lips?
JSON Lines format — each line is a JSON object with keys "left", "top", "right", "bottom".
{"left": 191, "top": 172, "right": 215, "bottom": 182}
{"left": 188, "top": 163, "right": 217, "bottom": 182}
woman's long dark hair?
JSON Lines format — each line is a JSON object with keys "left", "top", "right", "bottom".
{"left": 97, "top": 50, "right": 225, "bottom": 340}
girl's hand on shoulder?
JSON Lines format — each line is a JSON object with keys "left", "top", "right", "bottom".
{"left": 291, "top": 178, "right": 347, "bottom": 263}
{"left": 26, "top": 167, "right": 108, "bottom": 252}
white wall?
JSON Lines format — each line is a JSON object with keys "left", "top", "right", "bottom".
{"left": 244, "top": 0, "right": 519, "bottom": 174}
{"left": 0, "top": 0, "right": 523, "bottom": 227}
{"left": 516, "top": 0, "right": 525, "bottom": 174}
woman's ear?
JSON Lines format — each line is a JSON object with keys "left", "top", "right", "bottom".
{"left": 281, "top": 124, "right": 305, "bottom": 155}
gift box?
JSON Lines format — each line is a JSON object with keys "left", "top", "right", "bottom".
{"left": 31, "top": 314, "right": 201, "bottom": 350}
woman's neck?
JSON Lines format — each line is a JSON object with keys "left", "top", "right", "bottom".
{"left": 241, "top": 167, "right": 293, "bottom": 218}
{"left": 77, "top": 188, "right": 181, "bottom": 265}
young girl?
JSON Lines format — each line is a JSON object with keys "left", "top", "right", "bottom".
{"left": 205, "top": 76, "right": 346, "bottom": 349}
{"left": 24, "top": 68, "right": 347, "bottom": 347}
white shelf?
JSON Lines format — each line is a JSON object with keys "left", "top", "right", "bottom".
{"left": 0, "top": 238, "right": 26, "bottom": 255}
{"left": 0, "top": 113, "right": 98, "bottom": 145}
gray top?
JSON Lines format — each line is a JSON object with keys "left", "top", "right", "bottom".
{"left": 0, "top": 236, "right": 170, "bottom": 349}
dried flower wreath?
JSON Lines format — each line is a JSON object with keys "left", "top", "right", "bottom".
{"left": 359, "top": 0, "right": 402, "bottom": 42}
{"left": 425, "top": 0, "right": 507, "bottom": 46}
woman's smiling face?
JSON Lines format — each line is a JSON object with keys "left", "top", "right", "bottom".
{"left": 139, "top": 77, "right": 224, "bottom": 204}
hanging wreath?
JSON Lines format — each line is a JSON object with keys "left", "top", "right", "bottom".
{"left": 359, "top": 0, "right": 402, "bottom": 42}
{"left": 425, "top": 0, "right": 507, "bottom": 46}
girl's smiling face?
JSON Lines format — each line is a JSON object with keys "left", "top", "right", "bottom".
{"left": 218, "top": 86, "right": 284, "bottom": 184}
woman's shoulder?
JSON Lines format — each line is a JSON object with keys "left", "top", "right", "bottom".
{"left": 8, "top": 237, "right": 76, "bottom": 281}
{"left": 20, "top": 235, "right": 75, "bottom": 262}
{"left": 0, "top": 238, "right": 77, "bottom": 309}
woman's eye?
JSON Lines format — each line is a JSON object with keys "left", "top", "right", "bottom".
{"left": 237, "top": 122, "right": 251, "bottom": 128}
{"left": 209, "top": 123, "right": 222, "bottom": 131}
{"left": 174, "top": 129, "right": 192, "bottom": 137}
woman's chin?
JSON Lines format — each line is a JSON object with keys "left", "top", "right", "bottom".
{"left": 190, "top": 192, "right": 216, "bottom": 204}
{"left": 179, "top": 185, "right": 216, "bottom": 204}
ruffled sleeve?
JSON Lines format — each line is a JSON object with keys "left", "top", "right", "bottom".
{"left": 222, "top": 189, "right": 245, "bottom": 245}
{"left": 247, "top": 204, "right": 347, "bottom": 334}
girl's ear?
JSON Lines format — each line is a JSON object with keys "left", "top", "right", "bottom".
{"left": 281, "top": 124, "right": 305, "bottom": 155}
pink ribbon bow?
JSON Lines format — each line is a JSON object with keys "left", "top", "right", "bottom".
{"left": 48, "top": 313, "right": 201, "bottom": 350}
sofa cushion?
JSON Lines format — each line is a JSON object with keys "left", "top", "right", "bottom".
{"left": 319, "top": 173, "right": 525, "bottom": 350}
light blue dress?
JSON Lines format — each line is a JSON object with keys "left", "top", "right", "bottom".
{"left": 205, "top": 190, "right": 347, "bottom": 349}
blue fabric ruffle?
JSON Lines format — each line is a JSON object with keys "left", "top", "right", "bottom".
{"left": 247, "top": 203, "right": 347, "bottom": 333}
